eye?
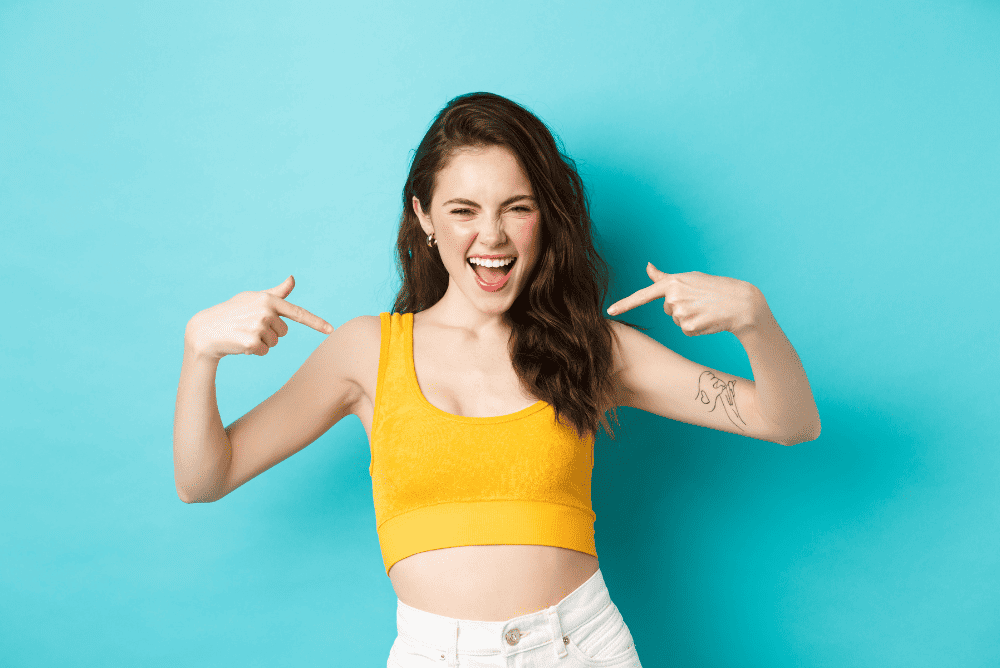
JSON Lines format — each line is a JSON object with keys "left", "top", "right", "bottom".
{"left": 510, "top": 205, "right": 533, "bottom": 213}
{"left": 451, "top": 208, "right": 474, "bottom": 215}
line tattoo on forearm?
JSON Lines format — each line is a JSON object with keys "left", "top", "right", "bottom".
{"left": 695, "top": 370, "right": 747, "bottom": 430}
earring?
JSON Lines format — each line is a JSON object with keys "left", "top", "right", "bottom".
{"left": 426, "top": 233, "right": 437, "bottom": 248}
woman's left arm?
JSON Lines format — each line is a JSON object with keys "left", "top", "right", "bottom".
{"left": 607, "top": 262, "right": 821, "bottom": 445}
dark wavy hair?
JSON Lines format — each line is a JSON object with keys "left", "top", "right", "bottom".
{"left": 391, "top": 92, "right": 645, "bottom": 440}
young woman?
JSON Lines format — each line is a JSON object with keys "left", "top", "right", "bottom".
{"left": 174, "top": 92, "right": 821, "bottom": 668}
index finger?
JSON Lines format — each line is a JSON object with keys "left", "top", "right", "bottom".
{"left": 271, "top": 296, "right": 335, "bottom": 334}
{"left": 607, "top": 283, "right": 664, "bottom": 316}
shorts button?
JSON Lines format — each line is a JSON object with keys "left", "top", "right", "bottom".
{"left": 505, "top": 628, "right": 521, "bottom": 645}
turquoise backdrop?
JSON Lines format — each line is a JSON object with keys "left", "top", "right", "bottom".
{"left": 2, "top": 0, "right": 998, "bottom": 666}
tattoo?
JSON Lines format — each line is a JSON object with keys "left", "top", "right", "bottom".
{"left": 695, "top": 370, "right": 747, "bottom": 431}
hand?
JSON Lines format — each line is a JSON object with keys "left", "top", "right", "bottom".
{"left": 606, "top": 262, "right": 766, "bottom": 337}
{"left": 185, "top": 275, "right": 335, "bottom": 359}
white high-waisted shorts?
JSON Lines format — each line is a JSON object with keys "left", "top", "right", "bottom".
{"left": 387, "top": 568, "right": 642, "bottom": 667}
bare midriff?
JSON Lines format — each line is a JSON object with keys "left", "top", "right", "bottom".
{"left": 388, "top": 544, "right": 600, "bottom": 621}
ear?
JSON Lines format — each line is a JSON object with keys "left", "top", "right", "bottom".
{"left": 413, "top": 196, "right": 432, "bottom": 235}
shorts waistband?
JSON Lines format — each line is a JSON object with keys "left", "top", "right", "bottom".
{"left": 395, "top": 568, "right": 612, "bottom": 656}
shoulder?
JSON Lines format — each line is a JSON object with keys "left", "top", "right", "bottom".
{"left": 604, "top": 317, "right": 681, "bottom": 410}
{"left": 606, "top": 318, "right": 673, "bottom": 373}
{"left": 300, "top": 314, "right": 382, "bottom": 418}
{"left": 605, "top": 319, "right": 632, "bottom": 374}
{"left": 603, "top": 318, "right": 636, "bottom": 409}
{"left": 321, "top": 314, "right": 383, "bottom": 389}
{"left": 340, "top": 314, "right": 384, "bottom": 364}
{"left": 341, "top": 313, "right": 383, "bottom": 335}
{"left": 327, "top": 314, "right": 382, "bottom": 348}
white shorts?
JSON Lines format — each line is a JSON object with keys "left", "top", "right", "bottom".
{"left": 387, "top": 568, "right": 642, "bottom": 667}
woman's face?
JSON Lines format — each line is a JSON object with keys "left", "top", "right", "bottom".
{"left": 414, "top": 144, "right": 542, "bottom": 314}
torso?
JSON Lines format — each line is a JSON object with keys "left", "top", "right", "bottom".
{"left": 349, "top": 309, "right": 621, "bottom": 621}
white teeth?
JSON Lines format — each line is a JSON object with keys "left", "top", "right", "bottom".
{"left": 468, "top": 257, "right": 515, "bottom": 268}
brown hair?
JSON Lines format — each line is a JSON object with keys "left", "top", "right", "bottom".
{"left": 391, "top": 92, "right": 645, "bottom": 440}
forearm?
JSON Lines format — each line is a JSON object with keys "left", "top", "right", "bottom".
{"left": 734, "top": 297, "right": 821, "bottom": 445}
{"left": 173, "top": 337, "right": 232, "bottom": 502}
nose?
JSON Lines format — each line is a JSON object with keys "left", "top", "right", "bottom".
{"left": 477, "top": 212, "right": 508, "bottom": 246}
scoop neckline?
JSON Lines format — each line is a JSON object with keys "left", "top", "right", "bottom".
{"left": 403, "top": 312, "right": 548, "bottom": 423}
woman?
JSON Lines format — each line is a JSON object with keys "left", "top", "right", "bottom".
{"left": 174, "top": 92, "right": 821, "bottom": 667}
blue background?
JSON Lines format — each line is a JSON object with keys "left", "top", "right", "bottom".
{"left": 2, "top": 0, "right": 998, "bottom": 666}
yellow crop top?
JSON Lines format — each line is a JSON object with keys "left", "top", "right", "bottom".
{"left": 369, "top": 312, "right": 598, "bottom": 575}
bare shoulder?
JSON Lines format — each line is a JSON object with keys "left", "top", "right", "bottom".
{"left": 604, "top": 318, "right": 635, "bottom": 409}
{"left": 605, "top": 319, "right": 633, "bottom": 375}
{"left": 334, "top": 314, "right": 382, "bottom": 409}
{"left": 294, "top": 314, "right": 381, "bottom": 412}
{"left": 336, "top": 313, "right": 382, "bottom": 341}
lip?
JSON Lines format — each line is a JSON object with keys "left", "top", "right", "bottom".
{"left": 468, "top": 258, "right": 515, "bottom": 292}
{"left": 468, "top": 254, "right": 518, "bottom": 259}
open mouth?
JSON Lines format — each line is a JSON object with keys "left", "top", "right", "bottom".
{"left": 468, "top": 257, "right": 517, "bottom": 291}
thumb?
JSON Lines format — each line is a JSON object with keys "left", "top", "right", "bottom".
{"left": 646, "top": 262, "right": 667, "bottom": 280}
{"left": 265, "top": 274, "right": 295, "bottom": 297}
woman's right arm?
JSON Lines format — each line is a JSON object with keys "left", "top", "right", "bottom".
{"left": 172, "top": 275, "right": 359, "bottom": 504}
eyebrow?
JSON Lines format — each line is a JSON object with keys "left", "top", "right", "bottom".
{"left": 441, "top": 195, "right": 536, "bottom": 208}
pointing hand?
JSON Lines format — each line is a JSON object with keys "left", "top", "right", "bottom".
{"left": 607, "top": 262, "right": 766, "bottom": 337}
{"left": 185, "top": 275, "right": 335, "bottom": 359}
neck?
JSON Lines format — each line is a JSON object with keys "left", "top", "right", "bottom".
{"left": 422, "top": 280, "right": 513, "bottom": 341}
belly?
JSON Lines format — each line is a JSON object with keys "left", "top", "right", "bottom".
{"left": 388, "top": 544, "right": 600, "bottom": 621}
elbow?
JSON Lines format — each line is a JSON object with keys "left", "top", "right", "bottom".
{"left": 781, "top": 420, "right": 821, "bottom": 446}
{"left": 176, "top": 478, "right": 196, "bottom": 503}
{"left": 176, "top": 485, "right": 217, "bottom": 504}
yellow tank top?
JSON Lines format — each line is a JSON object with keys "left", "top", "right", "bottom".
{"left": 369, "top": 312, "right": 598, "bottom": 575}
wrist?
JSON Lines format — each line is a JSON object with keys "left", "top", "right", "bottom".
{"left": 183, "top": 331, "right": 221, "bottom": 364}
{"left": 732, "top": 285, "right": 773, "bottom": 338}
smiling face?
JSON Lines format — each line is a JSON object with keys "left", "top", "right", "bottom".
{"left": 413, "top": 144, "right": 543, "bottom": 326}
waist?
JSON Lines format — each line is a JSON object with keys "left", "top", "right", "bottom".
{"left": 389, "top": 545, "right": 600, "bottom": 622}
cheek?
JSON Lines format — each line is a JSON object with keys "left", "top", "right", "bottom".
{"left": 440, "top": 226, "right": 474, "bottom": 253}
{"left": 510, "top": 216, "right": 539, "bottom": 250}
